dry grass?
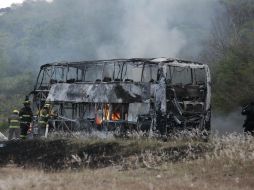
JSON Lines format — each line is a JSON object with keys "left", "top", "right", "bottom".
{"left": 0, "top": 160, "right": 253, "bottom": 190}
{"left": 0, "top": 133, "right": 254, "bottom": 190}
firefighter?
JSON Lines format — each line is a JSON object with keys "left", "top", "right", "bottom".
{"left": 242, "top": 102, "right": 254, "bottom": 135}
{"left": 8, "top": 110, "right": 20, "bottom": 140}
{"left": 19, "top": 100, "right": 33, "bottom": 139}
{"left": 38, "top": 104, "right": 50, "bottom": 137}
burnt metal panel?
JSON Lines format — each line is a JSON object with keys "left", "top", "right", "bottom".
{"left": 47, "top": 83, "right": 150, "bottom": 103}
{"left": 128, "top": 103, "right": 150, "bottom": 122}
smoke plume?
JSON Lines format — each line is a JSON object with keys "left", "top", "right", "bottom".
{"left": 212, "top": 109, "right": 245, "bottom": 135}
{"left": 0, "top": 0, "right": 220, "bottom": 69}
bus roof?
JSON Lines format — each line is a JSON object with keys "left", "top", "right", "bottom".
{"left": 40, "top": 57, "right": 206, "bottom": 70}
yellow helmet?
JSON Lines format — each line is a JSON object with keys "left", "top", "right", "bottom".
{"left": 23, "top": 100, "right": 31, "bottom": 105}
{"left": 13, "top": 110, "right": 19, "bottom": 114}
{"left": 44, "top": 103, "right": 50, "bottom": 108}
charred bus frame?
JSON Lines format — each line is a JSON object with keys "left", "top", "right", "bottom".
{"left": 30, "top": 58, "right": 211, "bottom": 134}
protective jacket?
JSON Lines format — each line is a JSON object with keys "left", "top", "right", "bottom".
{"left": 19, "top": 106, "right": 33, "bottom": 123}
{"left": 8, "top": 114, "right": 20, "bottom": 128}
{"left": 38, "top": 109, "right": 49, "bottom": 126}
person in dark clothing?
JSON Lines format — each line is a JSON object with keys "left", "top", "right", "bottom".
{"left": 19, "top": 100, "right": 33, "bottom": 139}
{"left": 242, "top": 102, "right": 254, "bottom": 135}
{"left": 8, "top": 110, "right": 20, "bottom": 140}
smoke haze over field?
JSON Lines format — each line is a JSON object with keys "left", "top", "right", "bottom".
{"left": 0, "top": 0, "right": 220, "bottom": 71}
{"left": 212, "top": 110, "right": 245, "bottom": 135}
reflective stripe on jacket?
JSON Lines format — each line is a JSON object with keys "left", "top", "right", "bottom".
{"left": 19, "top": 107, "right": 33, "bottom": 123}
{"left": 38, "top": 109, "right": 49, "bottom": 126}
{"left": 9, "top": 114, "right": 20, "bottom": 128}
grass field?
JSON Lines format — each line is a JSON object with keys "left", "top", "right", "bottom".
{"left": 0, "top": 133, "right": 254, "bottom": 190}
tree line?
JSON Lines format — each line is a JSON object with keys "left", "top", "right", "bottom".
{"left": 202, "top": 0, "right": 254, "bottom": 111}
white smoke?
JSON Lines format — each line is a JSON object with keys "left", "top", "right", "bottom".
{"left": 212, "top": 109, "right": 245, "bottom": 135}
{"left": 96, "top": 0, "right": 219, "bottom": 59}
{"left": 97, "top": 0, "right": 187, "bottom": 59}
{"left": 0, "top": 0, "right": 221, "bottom": 67}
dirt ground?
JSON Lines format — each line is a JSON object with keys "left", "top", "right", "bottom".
{"left": 0, "top": 160, "right": 254, "bottom": 190}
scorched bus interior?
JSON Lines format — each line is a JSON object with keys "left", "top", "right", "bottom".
{"left": 31, "top": 58, "right": 211, "bottom": 133}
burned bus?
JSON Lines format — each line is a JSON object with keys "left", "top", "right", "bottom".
{"left": 30, "top": 58, "right": 211, "bottom": 134}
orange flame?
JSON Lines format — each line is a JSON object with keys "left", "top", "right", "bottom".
{"left": 112, "top": 112, "right": 121, "bottom": 121}
{"left": 104, "top": 104, "right": 110, "bottom": 120}
{"left": 96, "top": 104, "right": 122, "bottom": 124}
{"left": 95, "top": 114, "right": 102, "bottom": 125}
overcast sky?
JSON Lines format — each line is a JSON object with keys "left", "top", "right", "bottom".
{"left": 0, "top": 0, "right": 53, "bottom": 8}
{"left": 0, "top": 0, "right": 24, "bottom": 8}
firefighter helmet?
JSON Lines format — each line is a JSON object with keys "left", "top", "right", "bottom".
{"left": 23, "top": 100, "right": 31, "bottom": 105}
{"left": 44, "top": 103, "right": 50, "bottom": 108}
{"left": 13, "top": 110, "right": 19, "bottom": 114}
